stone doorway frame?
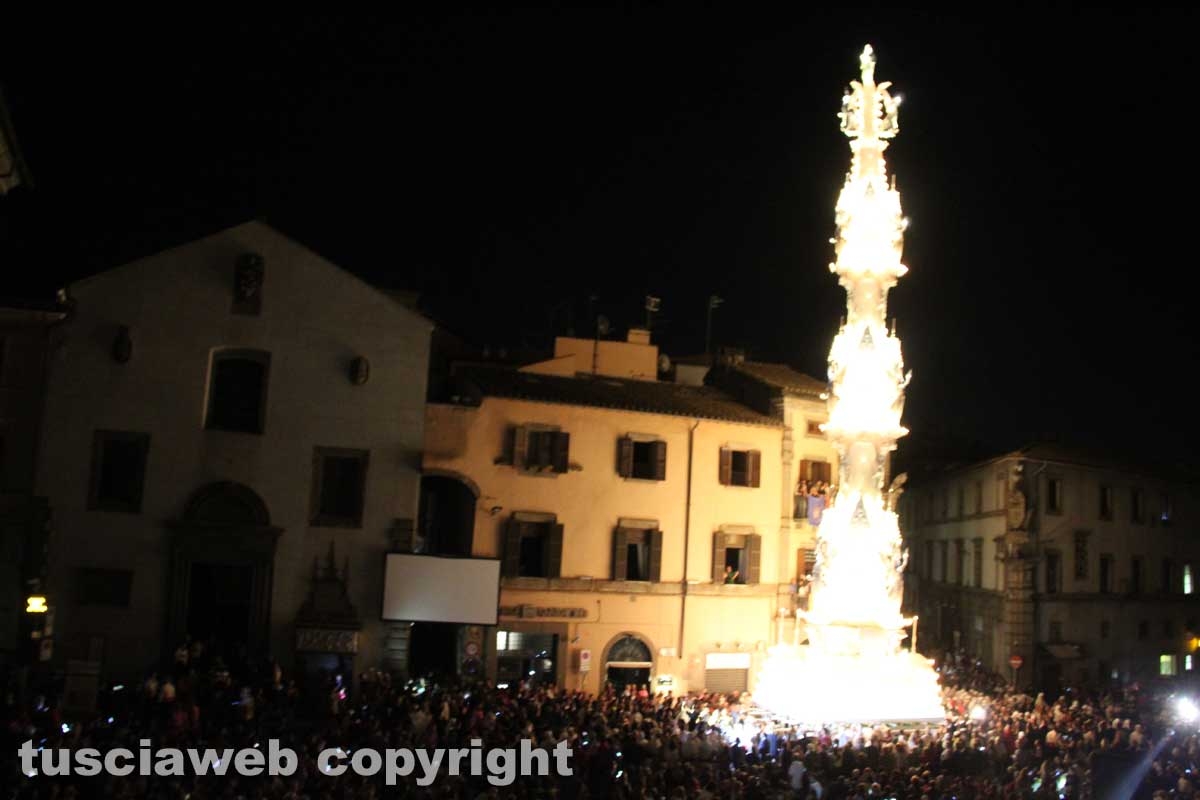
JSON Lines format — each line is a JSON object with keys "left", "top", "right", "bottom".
{"left": 164, "top": 482, "right": 282, "bottom": 662}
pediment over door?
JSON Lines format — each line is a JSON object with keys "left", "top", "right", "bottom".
{"left": 167, "top": 482, "right": 282, "bottom": 555}
{"left": 295, "top": 542, "right": 362, "bottom": 654}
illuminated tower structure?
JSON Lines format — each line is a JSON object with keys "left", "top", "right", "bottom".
{"left": 807, "top": 44, "right": 910, "bottom": 648}
{"left": 752, "top": 46, "right": 943, "bottom": 723}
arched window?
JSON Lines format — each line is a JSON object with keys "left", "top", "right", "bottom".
{"left": 206, "top": 349, "right": 270, "bottom": 434}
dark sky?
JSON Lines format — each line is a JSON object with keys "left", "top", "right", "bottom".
{"left": 2, "top": 10, "right": 1198, "bottom": 462}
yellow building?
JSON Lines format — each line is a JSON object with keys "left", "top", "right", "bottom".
{"left": 421, "top": 332, "right": 837, "bottom": 694}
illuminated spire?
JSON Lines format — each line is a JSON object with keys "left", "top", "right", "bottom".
{"left": 809, "top": 44, "right": 913, "bottom": 628}
{"left": 752, "top": 44, "right": 944, "bottom": 726}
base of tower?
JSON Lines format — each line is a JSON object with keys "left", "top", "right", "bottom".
{"left": 752, "top": 642, "right": 945, "bottom": 725}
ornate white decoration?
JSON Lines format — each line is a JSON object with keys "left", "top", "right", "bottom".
{"left": 752, "top": 46, "right": 944, "bottom": 724}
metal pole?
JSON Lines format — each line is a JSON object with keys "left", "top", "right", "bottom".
{"left": 705, "top": 295, "right": 723, "bottom": 361}
{"left": 705, "top": 304, "right": 713, "bottom": 359}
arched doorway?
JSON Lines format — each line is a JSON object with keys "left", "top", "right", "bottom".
{"left": 166, "top": 482, "right": 281, "bottom": 672}
{"left": 417, "top": 473, "right": 477, "bottom": 556}
{"left": 603, "top": 634, "right": 654, "bottom": 691}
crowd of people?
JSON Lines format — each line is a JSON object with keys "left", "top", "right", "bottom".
{"left": 4, "top": 648, "right": 1200, "bottom": 799}
{"left": 794, "top": 480, "right": 836, "bottom": 522}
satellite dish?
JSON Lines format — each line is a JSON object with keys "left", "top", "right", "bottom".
{"left": 596, "top": 315, "right": 611, "bottom": 336}
{"left": 658, "top": 353, "right": 672, "bottom": 373}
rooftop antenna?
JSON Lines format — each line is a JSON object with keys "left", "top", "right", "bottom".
{"left": 645, "top": 295, "right": 661, "bottom": 331}
{"left": 705, "top": 295, "right": 724, "bottom": 362}
{"left": 590, "top": 294, "right": 609, "bottom": 375}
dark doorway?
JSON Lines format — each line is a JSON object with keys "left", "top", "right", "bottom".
{"left": 418, "top": 476, "right": 476, "bottom": 556}
{"left": 409, "top": 622, "right": 459, "bottom": 679}
{"left": 187, "top": 563, "right": 253, "bottom": 662}
{"left": 606, "top": 666, "right": 651, "bottom": 690}
{"left": 604, "top": 635, "right": 653, "bottom": 691}
{"left": 496, "top": 631, "right": 557, "bottom": 687}
{"left": 168, "top": 482, "right": 280, "bottom": 668}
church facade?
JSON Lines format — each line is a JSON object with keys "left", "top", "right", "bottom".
{"left": 34, "top": 221, "right": 432, "bottom": 688}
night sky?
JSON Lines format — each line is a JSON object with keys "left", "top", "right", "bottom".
{"left": 2, "top": 10, "right": 1198, "bottom": 465}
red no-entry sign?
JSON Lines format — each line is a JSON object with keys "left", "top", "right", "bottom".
{"left": 1009, "top": 654, "right": 1024, "bottom": 670}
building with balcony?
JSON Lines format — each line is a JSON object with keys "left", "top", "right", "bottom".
{"left": 420, "top": 332, "right": 836, "bottom": 694}
{"left": 34, "top": 221, "right": 432, "bottom": 691}
{"left": 707, "top": 355, "right": 839, "bottom": 597}
{"left": 900, "top": 443, "right": 1200, "bottom": 691}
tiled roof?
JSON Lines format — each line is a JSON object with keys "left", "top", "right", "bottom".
{"left": 450, "top": 365, "right": 781, "bottom": 427}
{"left": 1009, "top": 443, "right": 1200, "bottom": 483}
{"left": 733, "top": 362, "right": 828, "bottom": 399}
{"left": 912, "top": 440, "right": 1200, "bottom": 485}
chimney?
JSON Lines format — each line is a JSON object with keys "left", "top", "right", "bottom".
{"left": 627, "top": 328, "right": 651, "bottom": 346}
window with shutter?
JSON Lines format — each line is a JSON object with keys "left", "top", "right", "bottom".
{"left": 513, "top": 426, "right": 530, "bottom": 469}
{"left": 534, "top": 432, "right": 554, "bottom": 469}
{"left": 621, "top": 438, "right": 666, "bottom": 481}
{"left": 712, "top": 534, "right": 727, "bottom": 583}
{"left": 514, "top": 426, "right": 568, "bottom": 473}
{"left": 551, "top": 432, "right": 570, "bottom": 473}
{"left": 648, "top": 530, "right": 663, "bottom": 582}
{"left": 798, "top": 460, "right": 811, "bottom": 483}
{"left": 546, "top": 523, "right": 565, "bottom": 577}
{"left": 617, "top": 437, "right": 634, "bottom": 477}
{"left": 612, "top": 528, "right": 630, "bottom": 580}
{"left": 505, "top": 516, "right": 562, "bottom": 578}
{"left": 723, "top": 448, "right": 760, "bottom": 487}
{"left": 714, "top": 532, "right": 748, "bottom": 584}
{"left": 745, "top": 534, "right": 762, "bottom": 584}
{"left": 615, "top": 526, "right": 661, "bottom": 581}
{"left": 652, "top": 440, "right": 667, "bottom": 481}
{"left": 718, "top": 448, "right": 733, "bottom": 486}
{"left": 518, "top": 523, "right": 545, "bottom": 577}
{"left": 502, "top": 518, "right": 523, "bottom": 577}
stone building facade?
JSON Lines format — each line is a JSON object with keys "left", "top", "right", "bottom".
{"left": 901, "top": 444, "right": 1200, "bottom": 691}
{"left": 420, "top": 334, "right": 836, "bottom": 694}
{"left": 34, "top": 221, "right": 432, "bottom": 686}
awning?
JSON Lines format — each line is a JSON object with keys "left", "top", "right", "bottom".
{"left": 1041, "top": 643, "right": 1085, "bottom": 660}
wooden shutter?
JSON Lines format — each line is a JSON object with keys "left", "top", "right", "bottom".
{"left": 746, "top": 534, "right": 762, "bottom": 584}
{"left": 648, "top": 529, "right": 663, "bottom": 582}
{"left": 546, "top": 523, "right": 565, "bottom": 577}
{"left": 718, "top": 448, "right": 733, "bottom": 485}
{"left": 817, "top": 461, "right": 832, "bottom": 483}
{"left": 612, "top": 528, "right": 629, "bottom": 580}
{"left": 502, "top": 517, "right": 522, "bottom": 577}
{"left": 513, "top": 426, "right": 529, "bottom": 469}
{"left": 748, "top": 450, "right": 761, "bottom": 488}
{"left": 798, "top": 459, "right": 811, "bottom": 483}
{"left": 552, "top": 432, "right": 570, "bottom": 473}
{"left": 534, "top": 431, "right": 553, "bottom": 469}
{"left": 712, "top": 534, "right": 727, "bottom": 583}
{"left": 653, "top": 440, "right": 667, "bottom": 481}
{"left": 617, "top": 437, "right": 634, "bottom": 477}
